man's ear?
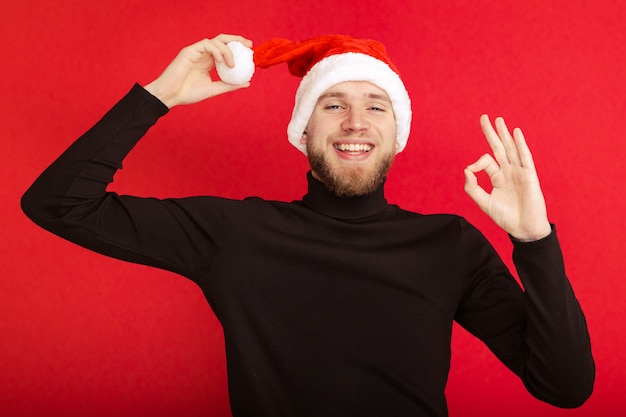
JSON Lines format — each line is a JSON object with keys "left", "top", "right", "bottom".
{"left": 394, "top": 141, "right": 401, "bottom": 153}
{"left": 300, "top": 131, "right": 307, "bottom": 145}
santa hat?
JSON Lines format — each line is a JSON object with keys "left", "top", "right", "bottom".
{"left": 253, "top": 35, "right": 412, "bottom": 154}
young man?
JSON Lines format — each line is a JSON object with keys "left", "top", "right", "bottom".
{"left": 21, "top": 34, "right": 594, "bottom": 416}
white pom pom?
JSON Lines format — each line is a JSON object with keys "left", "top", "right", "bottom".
{"left": 216, "top": 41, "right": 255, "bottom": 85}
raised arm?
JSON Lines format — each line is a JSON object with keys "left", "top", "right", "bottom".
{"left": 21, "top": 35, "right": 253, "bottom": 280}
{"left": 461, "top": 116, "right": 595, "bottom": 406}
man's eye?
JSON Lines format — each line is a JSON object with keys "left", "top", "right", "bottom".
{"left": 325, "top": 104, "right": 343, "bottom": 110}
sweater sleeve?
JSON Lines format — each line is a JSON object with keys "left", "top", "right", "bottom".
{"left": 21, "top": 84, "right": 248, "bottom": 282}
{"left": 510, "top": 229, "right": 595, "bottom": 406}
{"left": 455, "top": 220, "right": 594, "bottom": 408}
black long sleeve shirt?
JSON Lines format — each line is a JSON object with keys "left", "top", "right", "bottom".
{"left": 21, "top": 84, "right": 594, "bottom": 416}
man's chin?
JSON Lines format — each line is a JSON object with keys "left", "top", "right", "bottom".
{"left": 318, "top": 166, "right": 386, "bottom": 197}
{"left": 308, "top": 147, "right": 394, "bottom": 197}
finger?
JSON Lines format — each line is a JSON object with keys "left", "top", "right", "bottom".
{"left": 188, "top": 37, "right": 234, "bottom": 68}
{"left": 215, "top": 33, "right": 253, "bottom": 48}
{"left": 512, "top": 127, "right": 536, "bottom": 169}
{"left": 180, "top": 38, "right": 222, "bottom": 71}
{"left": 480, "top": 114, "right": 509, "bottom": 166}
{"left": 494, "top": 116, "right": 521, "bottom": 166}
{"left": 466, "top": 153, "right": 500, "bottom": 179}
{"left": 213, "top": 34, "right": 253, "bottom": 67}
{"left": 200, "top": 37, "right": 232, "bottom": 66}
{"left": 463, "top": 168, "right": 490, "bottom": 211}
{"left": 214, "top": 39, "right": 236, "bottom": 68}
{"left": 211, "top": 80, "right": 251, "bottom": 97}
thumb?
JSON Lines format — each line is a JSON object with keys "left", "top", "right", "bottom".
{"left": 210, "top": 80, "right": 251, "bottom": 97}
{"left": 464, "top": 168, "right": 489, "bottom": 211}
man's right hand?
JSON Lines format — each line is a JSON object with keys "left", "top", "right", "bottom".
{"left": 144, "top": 34, "right": 253, "bottom": 108}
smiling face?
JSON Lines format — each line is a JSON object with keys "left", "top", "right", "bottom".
{"left": 300, "top": 81, "right": 399, "bottom": 197}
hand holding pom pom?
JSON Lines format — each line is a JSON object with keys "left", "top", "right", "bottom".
{"left": 216, "top": 41, "right": 255, "bottom": 85}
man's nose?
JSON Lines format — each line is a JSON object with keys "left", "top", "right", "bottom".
{"left": 341, "top": 108, "right": 370, "bottom": 132}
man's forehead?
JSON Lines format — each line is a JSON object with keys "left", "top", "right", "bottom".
{"left": 318, "top": 81, "right": 391, "bottom": 102}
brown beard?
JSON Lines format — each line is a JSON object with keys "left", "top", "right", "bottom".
{"left": 307, "top": 144, "right": 394, "bottom": 197}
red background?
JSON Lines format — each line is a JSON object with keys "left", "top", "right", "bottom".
{"left": 2, "top": 1, "right": 624, "bottom": 416}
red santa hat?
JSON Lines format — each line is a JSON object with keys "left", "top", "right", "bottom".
{"left": 253, "top": 35, "right": 412, "bottom": 154}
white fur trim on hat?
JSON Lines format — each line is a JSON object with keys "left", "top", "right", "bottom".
{"left": 287, "top": 52, "right": 412, "bottom": 154}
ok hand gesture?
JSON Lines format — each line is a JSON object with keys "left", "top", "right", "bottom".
{"left": 144, "top": 34, "right": 252, "bottom": 108}
{"left": 464, "top": 115, "right": 552, "bottom": 242}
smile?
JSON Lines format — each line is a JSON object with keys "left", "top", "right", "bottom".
{"left": 334, "top": 143, "right": 373, "bottom": 153}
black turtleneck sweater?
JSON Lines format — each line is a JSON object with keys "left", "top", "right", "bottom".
{"left": 21, "top": 84, "right": 594, "bottom": 417}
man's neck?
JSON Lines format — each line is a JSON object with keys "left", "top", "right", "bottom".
{"left": 302, "top": 171, "right": 388, "bottom": 220}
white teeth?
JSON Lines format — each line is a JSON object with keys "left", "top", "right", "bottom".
{"left": 335, "top": 143, "right": 373, "bottom": 152}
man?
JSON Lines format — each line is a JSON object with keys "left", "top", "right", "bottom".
{"left": 21, "top": 33, "right": 594, "bottom": 416}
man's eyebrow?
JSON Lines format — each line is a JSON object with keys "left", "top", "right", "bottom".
{"left": 317, "top": 92, "right": 346, "bottom": 101}
{"left": 366, "top": 93, "right": 391, "bottom": 102}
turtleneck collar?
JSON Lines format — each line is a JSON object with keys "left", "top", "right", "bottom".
{"left": 301, "top": 171, "right": 389, "bottom": 220}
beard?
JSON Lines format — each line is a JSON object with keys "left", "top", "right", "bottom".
{"left": 306, "top": 143, "right": 395, "bottom": 198}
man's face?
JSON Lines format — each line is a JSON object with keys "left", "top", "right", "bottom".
{"left": 301, "top": 81, "right": 398, "bottom": 197}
